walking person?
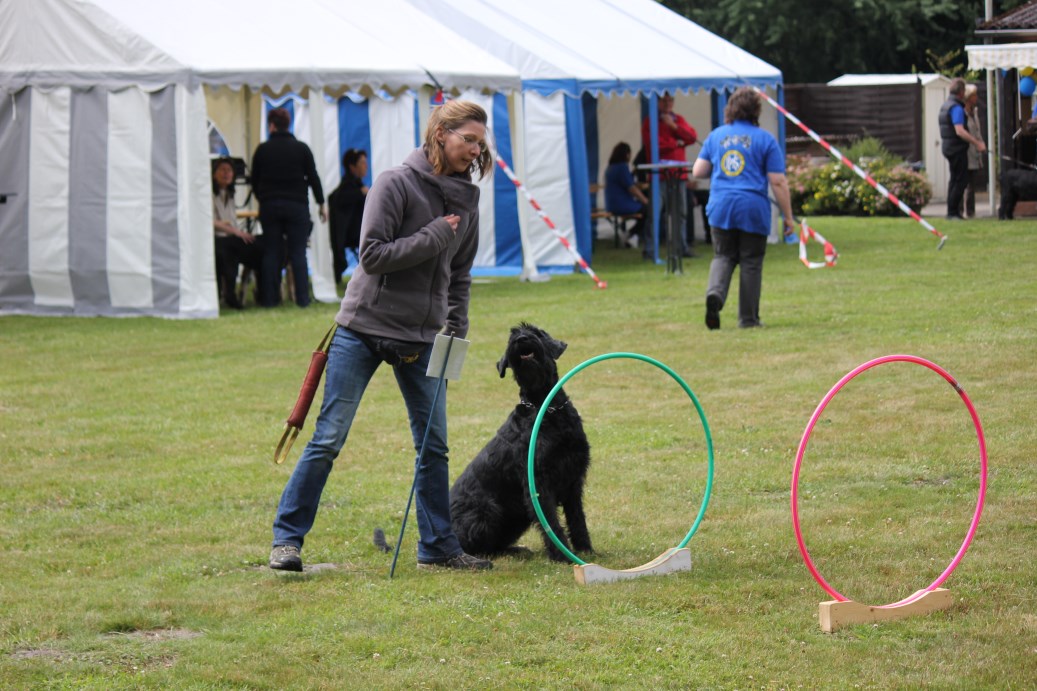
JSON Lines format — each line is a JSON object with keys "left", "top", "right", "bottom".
{"left": 269, "top": 100, "right": 494, "bottom": 573}
{"left": 250, "top": 107, "right": 327, "bottom": 307}
{"left": 693, "top": 87, "right": 794, "bottom": 330}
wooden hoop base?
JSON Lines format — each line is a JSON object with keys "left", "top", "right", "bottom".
{"left": 819, "top": 588, "right": 953, "bottom": 632}
{"left": 573, "top": 547, "right": 691, "bottom": 586}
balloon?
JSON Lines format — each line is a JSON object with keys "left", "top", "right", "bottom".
{"left": 1022, "top": 66, "right": 1035, "bottom": 76}
{"left": 1021, "top": 76, "right": 1036, "bottom": 97}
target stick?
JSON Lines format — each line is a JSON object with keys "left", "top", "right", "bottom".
{"left": 495, "top": 156, "right": 608, "bottom": 289}
{"left": 753, "top": 87, "right": 947, "bottom": 249}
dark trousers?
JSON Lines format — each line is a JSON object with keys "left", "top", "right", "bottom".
{"left": 945, "top": 148, "right": 969, "bottom": 219}
{"left": 259, "top": 199, "right": 312, "bottom": 307}
{"left": 214, "top": 235, "right": 262, "bottom": 303}
{"left": 706, "top": 228, "right": 768, "bottom": 328}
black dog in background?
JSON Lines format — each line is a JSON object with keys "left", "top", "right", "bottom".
{"left": 448, "top": 323, "right": 593, "bottom": 562}
{"left": 999, "top": 168, "right": 1037, "bottom": 219}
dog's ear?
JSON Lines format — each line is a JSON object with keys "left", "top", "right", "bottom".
{"left": 496, "top": 353, "right": 510, "bottom": 378}
{"left": 547, "top": 337, "right": 567, "bottom": 360}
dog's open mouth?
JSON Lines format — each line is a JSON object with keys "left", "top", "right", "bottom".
{"left": 519, "top": 350, "right": 535, "bottom": 360}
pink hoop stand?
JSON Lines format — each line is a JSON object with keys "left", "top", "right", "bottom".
{"left": 792, "top": 355, "right": 988, "bottom": 632}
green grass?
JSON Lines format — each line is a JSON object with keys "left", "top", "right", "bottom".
{"left": 1, "top": 216, "right": 1035, "bottom": 689}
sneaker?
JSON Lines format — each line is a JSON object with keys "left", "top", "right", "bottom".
{"left": 269, "top": 544, "right": 303, "bottom": 572}
{"left": 417, "top": 552, "right": 493, "bottom": 571}
{"left": 705, "top": 294, "right": 722, "bottom": 330}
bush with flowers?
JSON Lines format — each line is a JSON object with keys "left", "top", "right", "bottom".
{"left": 786, "top": 138, "right": 932, "bottom": 217}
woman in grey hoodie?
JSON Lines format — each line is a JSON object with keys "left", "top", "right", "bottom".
{"left": 270, "top": 100, "right": 494, "bottom": 572}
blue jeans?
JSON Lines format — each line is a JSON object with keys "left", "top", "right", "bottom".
{"left": 259, "top": 198, "right": 312, "bottom": 307}
{"left": 272, "top": 328, "right": 463, "bottom": 562}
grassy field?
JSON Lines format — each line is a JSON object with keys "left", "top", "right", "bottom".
{"left": 1, "top": 216, "right": 1035, "bottom": 689}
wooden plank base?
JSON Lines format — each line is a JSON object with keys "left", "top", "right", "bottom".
{"left": 573, "top": 547, "right": 691, "bottom": 585}
{"left": 818, "top": 588, "right": 954, "bottom": 632}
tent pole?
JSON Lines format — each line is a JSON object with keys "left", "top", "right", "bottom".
{"left": 511, "top": 92, "right": 542, "bottom": 282}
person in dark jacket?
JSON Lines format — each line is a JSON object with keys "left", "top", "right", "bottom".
{"left": 269, "top": 100, "right": 493, "bottom": 573}
{"left": 327, "top": 148, "right": 369, "bottom": 284}
{"left": 939, "top": 78, "right": 986, "bottom": 221}
{"left": 250, "top": 107, "right": 327, "bottom": 307}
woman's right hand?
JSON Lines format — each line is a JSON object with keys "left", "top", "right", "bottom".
{"left": 444, "top": 214, "right": 461, "bottom": 232}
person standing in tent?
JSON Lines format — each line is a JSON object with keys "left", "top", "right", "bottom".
{"left": 250, "top": 107, "right": 327, "bottom": 307}
{"left": 269, "top": 100, "right": 493, "bottom": 573}
{"left": 962, "top": 84, "right": 985, "bottom": 219}
{"left": 693, "top": 86, "right": 794, "bottom": 330}
{"left": 328, "top": 148, "right": 369, "bottom": 285}
{"left": 641, "top": 92, "right": 698, "bottom": 257}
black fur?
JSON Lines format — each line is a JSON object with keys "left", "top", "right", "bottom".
{"left": 449, "top": 323, "right": 592, "bottom": 562}
{"left": 998, "top": 168, "right": 1037, "bottom": 220}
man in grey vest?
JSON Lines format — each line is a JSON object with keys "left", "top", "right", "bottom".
{"left": 939, "top": 78, "right": 986, "bottom": 220}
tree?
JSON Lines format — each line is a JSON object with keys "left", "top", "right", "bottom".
{"left": 662, "top": 0, "right": 1031, "bottom": 83}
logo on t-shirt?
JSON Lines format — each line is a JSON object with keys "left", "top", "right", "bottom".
{"left": 721, "top": 150, "right": 745, "bottom": 177}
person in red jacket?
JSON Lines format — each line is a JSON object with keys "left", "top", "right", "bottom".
{"left": 641, "top": 93, "right": 699, "bottom": 256}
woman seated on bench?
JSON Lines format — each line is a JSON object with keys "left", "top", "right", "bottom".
{"left": 604, "top": 142, "right": 649, "bottom": 248}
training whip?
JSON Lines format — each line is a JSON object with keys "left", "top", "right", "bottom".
{"left": 274, "top": 324, "right": 337, "bottom": 464}
{"left": 752, "top": 86, "right": 947, "bottom": 250}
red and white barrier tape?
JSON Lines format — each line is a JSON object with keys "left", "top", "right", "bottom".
{"left": 797, "top": 218, "right": 837, "bottom": 269}
{"left": 753, "top": 87, "right": 947, "bottom": 250}
{"left": 494, "top": 156, "right": 608, "bottom": 289}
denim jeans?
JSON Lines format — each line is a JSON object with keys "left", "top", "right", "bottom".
{"left": 272, "top": 328, "right": 463, "bottom": 562}
{"left": 259, "top": 198, "right": 312, "bottom": 307}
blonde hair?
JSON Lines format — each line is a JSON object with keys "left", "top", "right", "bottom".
{"left": 964, "top": 83, "right": 978, "bottom": 100}
{"left": 424, "top": 100, "right": 492, "bottom": 180}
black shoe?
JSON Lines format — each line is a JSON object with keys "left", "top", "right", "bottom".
{"left": 223, "top": 293, "right": 244, "bottom": 310}
{"left": 417, "top": 552, "right": 493, "bottom": 571}
{"left": 705, "top": 294, "right": 721, "bottom": 330}
{"left": 269, "top": 545, "right": 303, "bottom": 572}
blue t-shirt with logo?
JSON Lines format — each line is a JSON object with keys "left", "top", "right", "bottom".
{"left": 697, "top": 120, "right": 784, "bottom": 235}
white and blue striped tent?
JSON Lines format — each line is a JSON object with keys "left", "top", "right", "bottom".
{"left": 406, "top": 0, "right": 785, "bottom": 261}
{"left": 0, "top": 0, "right": 520, "bottom": 317}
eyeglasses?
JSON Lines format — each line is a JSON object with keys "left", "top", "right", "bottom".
{"left": 448, "top": 129, "right": 488, "bottom": 153}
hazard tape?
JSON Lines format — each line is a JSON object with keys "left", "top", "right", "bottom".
{"left": 494, "top": 156, "right": 607, "bottom": 289}
{"left": 797, "top": 218, "right": 837, "bottom": 269}
{"left": 753, "top": 87, "right": 947, "bottom": 250}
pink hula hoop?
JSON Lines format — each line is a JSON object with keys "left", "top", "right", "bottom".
{"left": 791, "top": 355, "right": 988, "bottom": 608}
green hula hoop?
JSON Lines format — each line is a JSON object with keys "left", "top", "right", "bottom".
{"left": 526, "top": 352, "right": 715, "bottom": 566}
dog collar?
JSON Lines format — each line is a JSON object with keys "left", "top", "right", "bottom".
{"left": 519, "top": 398, "right": 571, "bottom": 414}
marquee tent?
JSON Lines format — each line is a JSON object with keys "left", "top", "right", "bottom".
{"left": 0, "top": 0, "right": 519, "bottom": 318}
{"left": 405, "top": 0, "right": 784, "bottom": 262}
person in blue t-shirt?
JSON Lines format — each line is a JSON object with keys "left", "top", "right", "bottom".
{"left": 693, "top": 87, "right": 794, "bottom": 330}
{"left": 604, "top": 142, "right": 650, "bottom": 248}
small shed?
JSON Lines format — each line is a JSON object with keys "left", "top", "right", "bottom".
{"left": 826, "top": 74, "right": 952, "bottom": 202}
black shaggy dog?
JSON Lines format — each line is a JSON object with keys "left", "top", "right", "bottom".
{"left": 998, "top": 168, "right": 1037, "bottom": 219}
{"left": 449, "top": 323, "right": 593, "bottom": 562}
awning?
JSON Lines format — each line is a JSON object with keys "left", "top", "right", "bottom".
{"left": 966, "top": 43, "right": 1037, "bottom": 70}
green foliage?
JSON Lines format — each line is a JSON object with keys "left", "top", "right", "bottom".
{"left": 1, "top": 218, "right": 1036, "bottom": 687}
{"left": 787, "top": 138, "right": 932, "bottom": 216}
{"left": 661, "top": 0, "right": 1017, "bottom": 83}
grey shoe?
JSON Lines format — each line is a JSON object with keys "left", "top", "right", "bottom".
{"left": 269, "top": 544, "right": 303, "bottom": 572}
{"left": 417, "top": 552, "right": 493, "bottom": 571}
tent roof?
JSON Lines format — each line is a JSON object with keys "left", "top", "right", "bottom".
{"left": 966, "top": 42, "right": 1037, "bottom": 70}
{"left": 404, "top": 0, "right": 782, "bottom": 96}
{"left": 0, "top": 0, "right": 521, "bottom": 94}
{"left": 828, "top": 74, "right": 949, "bottom": 87}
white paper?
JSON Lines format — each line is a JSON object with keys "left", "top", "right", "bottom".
{"left": 425, "top": 334, "right": 470, "bottom": 381}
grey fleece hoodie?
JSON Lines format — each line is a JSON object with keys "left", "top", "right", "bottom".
{"left": 335, "top": 148, "right": 481, "bottom": 342}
